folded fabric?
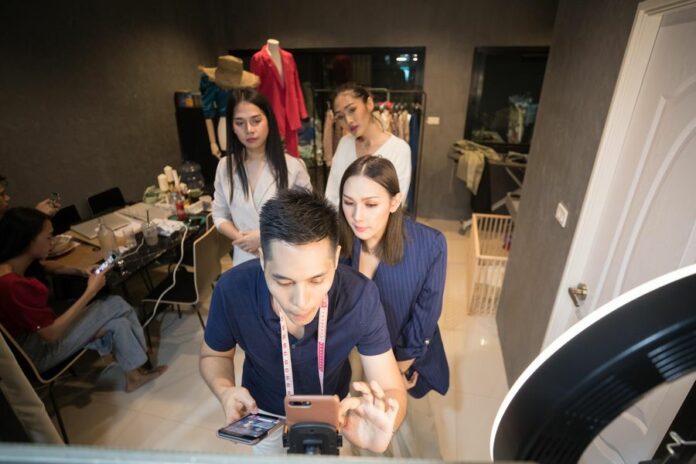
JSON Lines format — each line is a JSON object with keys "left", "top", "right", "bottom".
{"left": 452, "top": 139, "right": 502, "bottom": 195}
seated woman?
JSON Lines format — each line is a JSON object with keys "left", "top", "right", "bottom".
{"left": 0, "top": 207, "right": 167, "bottom": 392}
{"left": 338, "top": 156, "right": 449, "bottom": 458}
{"left": 212, "top": 87, "right": 311, "bottom": 265}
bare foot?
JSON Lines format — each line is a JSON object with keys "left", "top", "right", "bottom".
{"left": 125, "top": 365, "right": 168, "bottom": 393}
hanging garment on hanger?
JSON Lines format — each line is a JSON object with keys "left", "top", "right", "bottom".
{"left": 400, "top": 110, "right": 410, "bottom": 143}
{"left": 251, "top": 45, "right": 308, "bottom": 157}
{"left": 407, "top": 109, "right": 420, "bottom": 207}
{"left": 323, "top": 108, "right": 335, "bottom": 166}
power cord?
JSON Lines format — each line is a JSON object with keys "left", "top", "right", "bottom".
{"left": 143, "top": 223, "right": 189, "bottom": 328}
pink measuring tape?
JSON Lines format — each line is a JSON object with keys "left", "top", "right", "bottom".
{"left": 275, "top": 294, "right": 329, "bottom": 396}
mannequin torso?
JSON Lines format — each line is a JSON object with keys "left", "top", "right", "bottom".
{"left": 266, "top": 39, "right": 284, "bottom": 85}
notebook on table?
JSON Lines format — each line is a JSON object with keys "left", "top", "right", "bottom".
{"left": 70, "top": 213, "right": 131, "bottom": 240}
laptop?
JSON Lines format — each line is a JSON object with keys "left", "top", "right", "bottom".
{"left": 118, "top": 203, "right": 170, "bottom": 222}
{"left": 70, "top": 213, "right": 131, "bottom": 239}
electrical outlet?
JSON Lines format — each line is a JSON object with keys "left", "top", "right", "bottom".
{"left": 555, "top": 202, "right": 568, "bottom": 228}
{"left": 426, "top": 116, "right": 440, "bottom": 125}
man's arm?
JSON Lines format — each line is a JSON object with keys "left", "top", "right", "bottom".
{"left": 361, "top": 350, "right": 408, "bottom": 428}
{"left": 199, "top": 340, "right": 258, "bottom": 424}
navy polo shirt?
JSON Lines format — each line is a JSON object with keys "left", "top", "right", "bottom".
{"left": 204, "top": 260, "right": 392, "bottom": 416}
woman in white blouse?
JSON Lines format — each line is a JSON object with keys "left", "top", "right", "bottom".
{"left": 213, "top": 88, "right": 311, "bottom": 265}
{"left": 325, "top": 83, "right": 411, "bottom": 207}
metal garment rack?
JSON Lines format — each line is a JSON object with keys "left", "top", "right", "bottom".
{"left": 311, "top": 88, "right": 427, "bottom": 216}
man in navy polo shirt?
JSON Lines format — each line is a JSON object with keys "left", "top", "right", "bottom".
{"left": 200, "top": 189, "right": 406, "bottom": 454}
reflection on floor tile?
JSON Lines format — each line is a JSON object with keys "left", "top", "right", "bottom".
{"left": 52, "top": 219, "right": 509, "bottom": 461}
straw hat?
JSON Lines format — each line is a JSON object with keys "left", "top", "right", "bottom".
{"left": 198, "top": 55, "right": 259, "bottom": 89}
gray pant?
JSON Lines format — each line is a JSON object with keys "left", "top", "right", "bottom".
{"left": 22, "top": 295, "right": 148, "bottom": 373}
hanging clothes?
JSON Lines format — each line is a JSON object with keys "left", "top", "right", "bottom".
{"left": 323, "top": 108, "right": 335, "bottom": 166}
{"left": 407, "top": 108, "right": 420, "bottom": 207}
{"left": 251, "top": 45, "right": 308, "bottom": 158}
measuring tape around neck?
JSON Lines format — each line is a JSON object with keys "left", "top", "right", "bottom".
{"left": 275, "top": 294, "right": 329, "bottom": 396}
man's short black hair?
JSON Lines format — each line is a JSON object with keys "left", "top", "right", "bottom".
{"left": 259, "top": 188, "right": 338, "bottom": 260}
{"left": 0, "top": 173, "right": 7, "bottom": 187}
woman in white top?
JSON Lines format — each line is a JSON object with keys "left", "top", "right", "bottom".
{"left": 213, "top": 88, "right": 311, "bottom": 265}
{"left": 325, "top": 83, "right": 411, "bottom": 207}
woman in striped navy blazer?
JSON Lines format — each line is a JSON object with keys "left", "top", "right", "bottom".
{"left": 338, "top": 156, "right": 449, "bottom": 458}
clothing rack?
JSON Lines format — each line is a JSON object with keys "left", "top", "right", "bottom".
{"left": 310, "top": 88, "right": 427, "bottom": 215}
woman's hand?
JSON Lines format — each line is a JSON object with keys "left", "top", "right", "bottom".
{"left": 36, "top": 198, "right": 60, "bottom": 216}
{"left": 219, "top": 386, "right": 258, "bottom": 425}
{"left": 85, "top": 269, "right": 107, "bottom": 296}
{"left": 233, "top": 230, "right": 260, "bottom": 255}
{"left": 210, "top": 142, "right": 222, "bottom": 159}
{"left": 338, "top": 380, "right": 400, "bottom": 453}
{"left": 403, "top": 370, "right": 419, "bottom": 390}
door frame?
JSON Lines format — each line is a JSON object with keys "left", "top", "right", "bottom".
{"left": 543, "top": 0, "right": 696, "bottom": 347}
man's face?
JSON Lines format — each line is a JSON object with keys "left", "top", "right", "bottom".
{"left": 261, "top": 238, "right": 340, "bottom": 327}
{"left": 0, "top": 183, "right": 10, "bottom": 215}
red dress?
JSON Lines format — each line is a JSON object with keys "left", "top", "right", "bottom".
{"left": 0, "top": 273, "right": 55, "bottom": 338}
{"left": 251, "top": 46, "right": 308, "bottom": 158}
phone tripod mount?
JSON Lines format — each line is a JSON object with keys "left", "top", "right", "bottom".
{"left": 283, "top": 422, "right": 342, "bottom": 455}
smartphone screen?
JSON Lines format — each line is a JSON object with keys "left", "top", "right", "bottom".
{"left": 217, "top": 413, "right": 284, "bottom": 445}
{"left": 94, "top": 253, "right": 116, "bottom": 275}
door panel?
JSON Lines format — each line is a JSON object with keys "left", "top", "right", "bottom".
{"left": 541, "top": 3, "right": 696, "bottom": 463}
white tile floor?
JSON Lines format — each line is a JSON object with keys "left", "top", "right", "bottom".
{"left": 54, "top": 219, "right": 509, "bottom": 461}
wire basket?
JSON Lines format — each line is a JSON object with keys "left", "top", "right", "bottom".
{"left": 468, "top": 214, "right": 513, "bottom": 315}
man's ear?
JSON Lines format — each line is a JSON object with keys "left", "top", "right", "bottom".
{"left": 334, "top": 245, "right": 341, "bottom": 269}
{"left": 258, "top": 248, "right": 265, "bottom": 271}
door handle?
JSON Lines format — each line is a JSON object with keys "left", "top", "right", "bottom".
{"left": 568, "top": 283, "right": 588, "bottom": 307}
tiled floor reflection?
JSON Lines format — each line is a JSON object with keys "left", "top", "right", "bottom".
{"left": 54, "top": 219, "right": 509, "bottom": 461}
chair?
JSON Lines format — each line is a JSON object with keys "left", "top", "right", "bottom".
{"left": 87, "top": 187, "right": 126, "bottom": 216}
{"left": 0, "top": 323, "right": 87, "bottom": 444}
{"left": 51, "top": 205, "right": 82, "bottom": 235}
{"left": 142, "top": 226, "right": 221, "bottom": 330}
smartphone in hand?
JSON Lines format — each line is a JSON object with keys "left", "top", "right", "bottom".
{"left": 217, "top": 413, "right": 284, "bottom": 445}
{"left": 94, "top": 253, "right": 117, "bottom": 275}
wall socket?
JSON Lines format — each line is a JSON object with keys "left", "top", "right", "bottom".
{"left": 555, "top": 202, "right": 568, "bottom": 228}
{"left": 426, "top": 116, "right": 440, "bottom": 125}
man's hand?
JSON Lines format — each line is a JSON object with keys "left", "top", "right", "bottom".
{"left": 219, "top": 386, "right": 258, "bottom": 425}
{"left": 233, "top": 230, "right": 260, "bottom": 255}
{"left": 36, "top": 198, "right": 60, "bottom": 216}
{"left": 339, "top": 380, "right": 400, "bottom": 453}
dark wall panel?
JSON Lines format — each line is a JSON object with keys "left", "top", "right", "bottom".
{"left": 496, "top": 0, "right": 642, "bottom": 384}
{"left": 209, "top": 0, "right": 558, "bottom": 219}
{"left": 0, "top": 1, "right": 218, "bottom": 216}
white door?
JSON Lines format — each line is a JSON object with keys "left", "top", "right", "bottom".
{"left": 543, "top": 0, "right": 696, "bottom": 462}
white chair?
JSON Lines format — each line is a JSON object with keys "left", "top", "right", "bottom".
{"left": 0, "top": 323, "right": 87, "bottom": 444}
{"left": 141, "top": 226, "right": 222, "bottom": 329}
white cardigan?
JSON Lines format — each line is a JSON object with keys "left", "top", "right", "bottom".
{"left": 212, "top": 154, "right": 312, "bottom": 265}
{"left": 324, "top": 134, "right": 412, "bottom": 207}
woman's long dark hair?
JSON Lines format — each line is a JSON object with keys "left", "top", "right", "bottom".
{"left": 338, "top": 156, "right": 406, "bottom": 265}
{"left": 225, "top": 87, "right": 288, "bottom": 202}
{"left": 0, "top": 207, "right": 49, "bottom": 280}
